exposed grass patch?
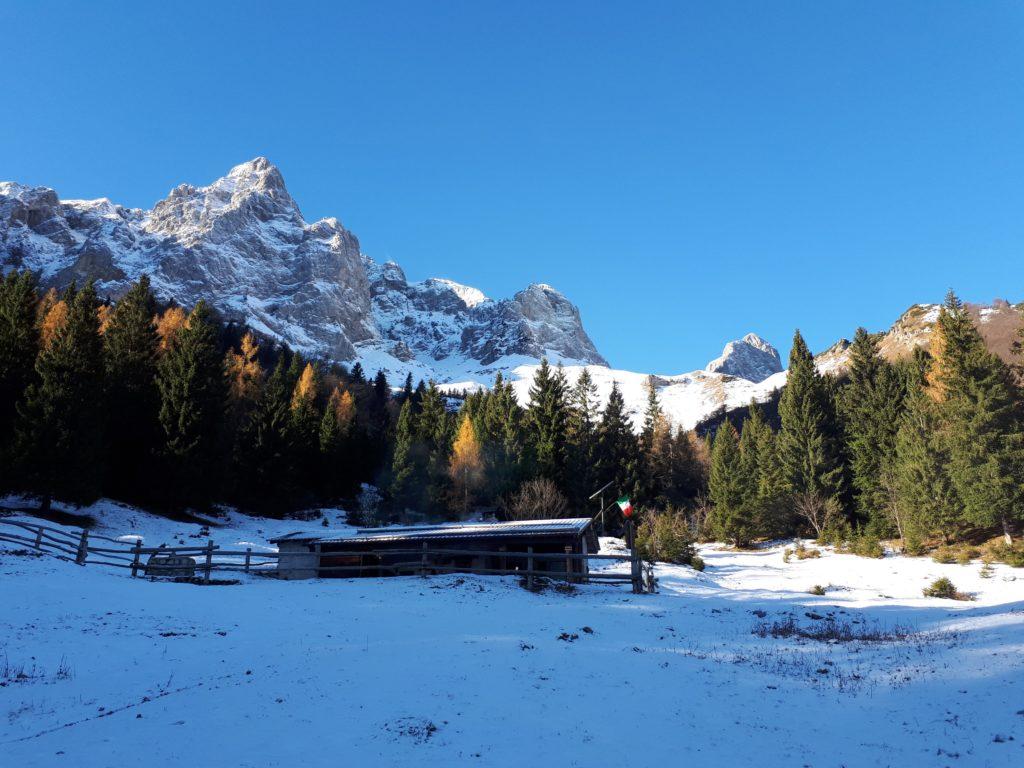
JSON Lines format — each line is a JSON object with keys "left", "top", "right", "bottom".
{"left": 784, "top": 542, "right": 821, "bottom": 563}
{"left": 752, "top": 616, "right": 915, "bottom": 643}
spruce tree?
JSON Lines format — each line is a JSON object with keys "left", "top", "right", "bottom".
{"left": 102, "top": 276, "right": 160, "bottom": 503}
{"left": 389, "top": 398, "right": 419, "bottom": 511}
{"left": 594, "top": 382, "right": 639, "bottom": 524}
{"left": 933, "top": 294, "right": 1024, "bottom": 542}
{"left": 14, "top": 282, "right": 105, "bottom": 508}
{"left": 708, "top": 422, "right": 751, "bottom": 546}
{"left": 566, "top": 368, "right": 599, "bottom": 508}
{"left": 526, "top": 358, "right": 569, "bottom": 487}
{"left": 840, "top": 328, "right": 906, "bottom": 530}
{"left": 155, "top": 301, "right": 225, "bottom": 509}
{"left": 0, "top": 270, "right": 39, "bottom": 487}
{"left": 288, "top": 363, "right": 322, "bottom": 503}
{"left": 777, "top": 330, "right": 844, "bottom": 505}
{"left": 417, "top": 382, "right": 452, "bottom": 513}
{"left": 232, "top": 356, "right": 293, "bottom": 513}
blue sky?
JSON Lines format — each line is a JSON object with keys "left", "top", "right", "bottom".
{"left": 2, "top": 1, "right": 1022, "bottom": 372}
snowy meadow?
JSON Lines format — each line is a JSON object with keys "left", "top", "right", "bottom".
{"left": 1, "top": 502, "right": 1022, "bottom": 767}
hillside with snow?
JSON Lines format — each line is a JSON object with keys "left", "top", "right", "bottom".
{"left": 2, "top": 500, "right": 1022, "bottom": 766}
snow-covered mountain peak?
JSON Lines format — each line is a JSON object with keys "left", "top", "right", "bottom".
{"left": 426, "top": 278, "right": 489, "bottom": 308}
{"left": 705, "top": 332, "right": 783, "bottom": 383}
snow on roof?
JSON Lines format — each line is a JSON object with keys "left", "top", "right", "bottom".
{"left": 271, "top": 517, "right": 593, "bottom": 544}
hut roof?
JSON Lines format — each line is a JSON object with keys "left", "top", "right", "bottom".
{"left": 271, "top": 517, "right": 595, "bottom": 546}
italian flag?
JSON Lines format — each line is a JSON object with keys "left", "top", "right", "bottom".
{"left": 616, "top": 495, "right": 634, "bottom": 517}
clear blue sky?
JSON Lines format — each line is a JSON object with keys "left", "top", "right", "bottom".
{"left": 3, "top": 1, "right": 1022, "bottom": 372}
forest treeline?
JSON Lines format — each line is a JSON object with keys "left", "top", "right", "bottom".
{"left": 1, "top": 272, "right": 1022, "bottom": 555}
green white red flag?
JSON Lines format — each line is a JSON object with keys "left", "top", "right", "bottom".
{"left": 616, "top": 496, "right": 633, "bottom": 517}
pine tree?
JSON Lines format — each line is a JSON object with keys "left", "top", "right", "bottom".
{"left": 417, "top": 382, "right": 452, "bottom": 513}
{"left": 777, "top": 330, "right": 844, "bottom": 505}
{"left": 449, "top": 413, "right": 484, "bottom": 514}
{"left": 231, "top": 356, "right": 294, "bottom": 513}
{"left": 102, "top": 276, "right": 160, "bottom": 503}
{"left": 14, "top": 282, "right": 105, "bottom": 509}
{"left": 594, "top": 382, "right": 639, "bottom": 525}
{"left": 526, "top": 358, "right": 569, "bottom": 486}
{"left": 566, "top": 368, "right": 600, "bottom": 508}
{"left": 389, "top": 398, "right": 420, "bottom": 511}
{"left": 933, "top": 294, "right": 1024, "bottom": 542}
{"left": 738, "top": 401, "right": 775, "bottom": 536}
{"left": 482, "top": 372, "right": 525, "bottom": 501}
{"left": 155, "top": 301, "right": 226, "bottom": 509}
{"left": 349, "top": 361, "right": 365, "bottom": 384}
{"left": 401, "top": 372, "right": 415, "bottom": 402}
{"left": 708, "top": 422, "right": 751, "bottom": 546}
{"left": 0, "top": 270, "right": 39, "bottom": 486}
{"left": 841, "top": 328, "right": 906, "bottom": 530}
{"left": 894, "top": 387, "right": 963, "bottom": 545}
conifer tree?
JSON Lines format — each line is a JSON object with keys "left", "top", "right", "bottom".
{"left": 566, "top": 368, "right": 600, "bottom": 507}
{"left": 0, "top": 270, "right": 39, "bottom": 485}
{"left": 288, "top": 363, "right": 322, "bottom": 501}
{"left": 841, "top": 328, "right": 906, "bottom": 530}
{"left": 932, "top": 293, "right": 1024, "bottom": 542}
{"left": 155, "top": 301, "right": 225, "bottom": 508}
{"left": 224, "top": 332, "right": 263, "bottom": 432}
{"left": 15, "top": 282, "right": 105, "bottom": 509}
{"left": 594, "top": 382, "right": 639, "bottom": 523}
{"left": 449, "top": 413, "right": 485, "bottom": 514}
{"left": 231, "top": 356, "right": 294, "bottom": 513}
{"left": 102, "top": 276, "right": 160, "bottom": 503}
{"left": 389, "top": 398, "right": 420, "bottom": 511}
{"left": 894, "top": 387, "right": 963, "bottom": 545}
{"left": 401, "top": 372, "right": 414, "bottom": 402}
{"left": 319, "top": 385, "right": 357, "bottom": 500}
{"left": 777, "top": 330, "right": 844, "bottom": 505}
{"left": 708, "top": 422, "right": 751, "bottom": 546}
{"left": 349, "top": 361, "right": 365, "bottom": 384}
{"left": 526, "top": 358, "right": 569, "bottom": 486}
{"left": 482, "top": 372, "right": 525, "bottom": 501}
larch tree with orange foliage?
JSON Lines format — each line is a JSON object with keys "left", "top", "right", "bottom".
{"left": 449, "top": 414, "right": 485, "bottom": 515}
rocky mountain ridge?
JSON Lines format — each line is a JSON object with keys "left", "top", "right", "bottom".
{"left": 0, "top": 158, "right": 606, "bottom": 373}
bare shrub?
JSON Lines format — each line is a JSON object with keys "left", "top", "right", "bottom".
{"left": 793, "top": 492, "right": 840, "bottom": 539}
{"left": 504, "top": 478, "right": 568, "bottom": 521}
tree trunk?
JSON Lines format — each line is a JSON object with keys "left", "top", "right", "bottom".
{"left": 1001, "top": 515, "right": 1014, "bottom": 546}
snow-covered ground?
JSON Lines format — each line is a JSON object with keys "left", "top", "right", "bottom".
{"left": 2, "top": 502, "right": 1022, "bottom": 767}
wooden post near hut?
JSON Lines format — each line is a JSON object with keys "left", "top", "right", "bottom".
{"left": 75, "top": 529, "right": 89, "bottom": 565}
{"left": 420, "top": 541, "right": 429, "bottom": 577}
{"left": 34, "top": 526, "right": 43, "bottom": 551}
{"left": 526, "top": 546, "right": 534, "bottom": 590}
{"left": 244, "top": 547, "right": 252, "bottom": 574}
{"left": 130, "top": 541, "right": 142, "bottom": 578}
{"left": 627, "top": 519, "right": 641, "bottom": 594}
{"left": 203, "top": 539, "right": 213, "bottom": 583}
{"left": 564, "top": 545, "right": 573, "bottom": 584}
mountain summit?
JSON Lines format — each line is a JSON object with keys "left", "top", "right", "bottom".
{"left": 0, "top": 158, "right": 606, "bottom": 373}
{"left": 705, "top": 333, "right": 782, "bottom": 383}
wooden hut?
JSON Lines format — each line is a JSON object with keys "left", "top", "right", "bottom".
{"left": 272, "top": 518, "right": 598, "bottom": 581}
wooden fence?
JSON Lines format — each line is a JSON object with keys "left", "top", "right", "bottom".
{"left": 0, "top": 517, "right": 656, "bottom": 592}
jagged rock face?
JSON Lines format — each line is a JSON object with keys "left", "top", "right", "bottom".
{"left": 705, "top": 332, "right": 782, "bottom": 383}
{"left": 364, "top": 261, "right": 607, "bottom": 368}
{"left": 0, "top": 158, "right": 604, "bottom": 369}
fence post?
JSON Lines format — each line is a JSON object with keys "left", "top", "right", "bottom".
{"left": 131, "top": 541, "right": 142, "bottom": 578}
{"left": 628, "top": 521, "right": 641, "bottom": 594}
{"left": 75, "top": 529, "right": 89, "bottom": 565}
{"left": 203, "top": 539, "right": 213, "bottom": 584}
{"left": 564, "top": 545, "right": 572, "bottom": 585}
{"left": 34, "top": 526, "right": 43, "bottom": 551}
{"left": 244, "top": 547, "right": 252, "bottom": 574}
{"left": 527, "top": 546, "right": 534, "bottom": 590}
{"left": 420, "top": 541, "right": 428, "bottom": 577}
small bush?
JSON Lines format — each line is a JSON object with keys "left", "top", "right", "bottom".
{"left": 808, "top": 584, "right": 826, "bottom": 596}
{"left": 690, "top": 555, "right": 705, "bottom": 572}
{"left": 932, "top": 545, "right": 980, "bottom": 565}
{"left": 752, "top": 616, "right": 913, "bottom": 642}
{"left": 923, "top": 577, "right": 973, "bottom": 600}
{"left": 636, "top": 510, "right": 701, "bottom": 569}
{"left": 983, "top": 540, "right": 1024, "bottom": 568}
{"left": 847, "top": 533, "right": 884, "bottom": 559}
{"left": 979, "top": 563, "right": 995, "bottom": 579}
{"left": 788, "top": 541, "right": 821, "bottom": 560}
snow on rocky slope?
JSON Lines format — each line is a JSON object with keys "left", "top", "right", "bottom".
{"left": 2, "top": 500, "right": 1022, "bottom": 767}
{"left": 0, "top": 159, "right": 606, "bottom": 368}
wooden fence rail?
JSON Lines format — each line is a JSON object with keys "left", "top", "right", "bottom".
{"left": 0, "top": 517, "right": 655, "bottom": 592}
